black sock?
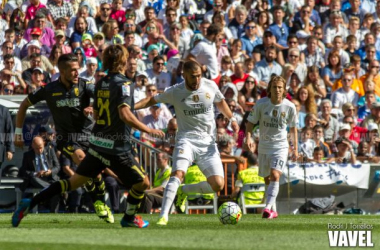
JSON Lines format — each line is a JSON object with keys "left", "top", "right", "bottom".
{"left": 93, "top": 176, "right": 106, "bottom": 203}
{"left": 123, "top": 188, "right": 144, "bottom": 221}
{"left": 30, "top": 180, "right": 71, "bottom": 209}
{"left": 84, "top": 178, "right": 98, "bottom": 203}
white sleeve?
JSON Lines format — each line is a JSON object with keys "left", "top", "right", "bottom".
{"left": 154, "top": 85, "right": 176, "bottom": 104}
{"left": 190, "top": 42, "right": 202, "bottom": 57}
{"left": 288, "top": 105, "right": 297, "bottom": 128}
{"left": 212, "top": 81, "right": 225, "bottom": 103}
{"left": 247, "top": 104, "right": 260, "bottom": 125}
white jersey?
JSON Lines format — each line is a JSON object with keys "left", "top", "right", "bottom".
{"left": 154, "top": 78, "right": 224, "bottom": 138}
{"left": 248, "top": 97, "right": 297, "bottom": 154}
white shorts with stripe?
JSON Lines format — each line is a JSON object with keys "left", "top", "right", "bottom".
{"left": 258, "top": 149, "right": 288, "bottom": 178}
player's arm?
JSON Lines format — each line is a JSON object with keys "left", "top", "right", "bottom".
{"left": 216, "top": 99, "right": 239, "bottom": 133}
{"left": 119, "top": 105, "right": 165, "bottom": 138}
{"left": 134, "top": 96, "right": 158, "bottom": 110}
{"left": 14, "top": 98, "right": 34, "bottom": 148}
{"left": 289, "top": 126, "right": 298, "bottom": 161}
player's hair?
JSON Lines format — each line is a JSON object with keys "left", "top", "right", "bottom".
{"left": 183, "top": 60, "right": 202, "bottom": 72}
{"left": 266, "top": 75, "right": 287, "bottom": 99}
{"left": 103, "top": 45, "right": 129, "bottom": 73}
{"left": 57, "top": 53, "right": 79, "bottom": 72}
{"left": 207, "top": 23, "right": 222, "bottom": 36}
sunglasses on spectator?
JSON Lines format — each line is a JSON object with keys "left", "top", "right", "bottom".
{"left": 302, "top": 10, "right": 310, "bottom": 14}
{"left": 342, "top": 78, "right": 352, "bottom": 82}
{"left": 371, "top": 65, "right": 380, "bottom": 69}
{"left": 289, "top": 55, "right": 299, "bottom": 58}
{"left": 289, "top": 41, "right": 298, "bottom": 44}
{"left": 125, "top": 24, "right": 134, "bottom": 27}
{"left": 16, "top": 32, "right": 24, "bottom": 36}
{"left": 171, "top": 27, "right": 180, "bottom": 31}
{"left": 102, "top": 8, "right": 110, "bottom": 11}
{"left": 155, "top": 62, "right": 164, "bottom": 66}
{"left": 5, "top": 61, "right": 14, "bottom": 64}
{"left": 125, "top": 14, "right": 135, "bottom": 18}
{"left": 246, "top": 80, "right": 255, "bottom": 84}
{"left": 147, "top": 89, "right": 157, "bottom": 92}
{"left": 4, "top": 89, "right": 13, "bottom": 94}
{"left": 246, "top": 26, "right": 256, "bottom": 29}
{"left": 94, "top": 36, "right": 103, "bottom": 40}
{"left": 113, "top": 27, "right": 119, "bottom": 30}
{"left": 346, "top": 109, "right": 355, "bottom": 112}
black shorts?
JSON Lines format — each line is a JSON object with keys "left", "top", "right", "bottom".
{"left": 57, "top": 140, "right": 89, "bottom": 159}
{"left": 76, "top": 148, "right": 146, "bottom": 186}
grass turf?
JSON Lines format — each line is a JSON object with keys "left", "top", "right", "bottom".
{"left": 0, "top": 214, "right": 379, "bottom": 250}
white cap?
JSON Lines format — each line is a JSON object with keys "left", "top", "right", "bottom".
{"left": 367, "top": 123, "right": 378, "bottom": 132}
{"left": 27, "top": 40, "right": 41, "bottom": 49}
{"left": 86, "top": 57, "right": 97, "bottom": 65}
{"left": 339, "top": 123, "right": 351, "bottom": 131}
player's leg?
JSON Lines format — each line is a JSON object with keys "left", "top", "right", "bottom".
{"left": 263, "top": 151, "right": 287, "bottom": 219}
{"left": 67, "top": 144, "right": 111, "bottom": 222}
{"left": 12, "top": 173, "right": 90, "bottom": 227}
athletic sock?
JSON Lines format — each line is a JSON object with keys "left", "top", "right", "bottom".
{"left": 272, "top": 203, "right": 277, "bottom": 212}
{"left": 159, "top": 176, "right": 181, "bottom": 220}
{"left": 123, "top": 188, "right": 145, "bottom": 221}
{"left": 93, "top": 176, "right": 106, "bottom": 203}
{"left": 182, "top": 181, "right": 214, "bottom": 194}
{"left": 84, "top": 178, "right": 98, "bottom": 203}
{"left": 30, "top": 180, "right": 71, "bottom": 209}
{"left": 265, "top": 181, "right": 279, "bottom": 210}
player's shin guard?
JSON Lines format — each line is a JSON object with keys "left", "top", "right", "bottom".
{"left": 123, "top": 188, "right": 144, "bottom": 221}
{"left": 93, "top": 176, "right": 106, "bottom": 203}
{"left": 30, "top": 180, "right": 71, "bottom": 209}
{"left": 265, "top": 181, "right": 279, "bottom": 210}
{"left": 182, "top": 181, "right": 214, "bottom": 194}
{"left": 160, "top": 176, "right": 181, "bottom": 219}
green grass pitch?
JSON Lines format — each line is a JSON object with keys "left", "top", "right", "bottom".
{"left": 0, "top": 214, "right": 379, "bottom": 250}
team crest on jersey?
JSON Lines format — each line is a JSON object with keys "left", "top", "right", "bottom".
{"left": 206, "top": 93, "right": 211, "bottom": 99}
{"left": 192, "top": 95, "right": 199, "bottom": 102}
{"left": 74, "top": 88, "right": 79, "bottom": 96}
{"left": 272, "top": 109, "right": 278, "bottom": 117}
{"left": 179, "top": 149, "right": 184, "bottom": 154}
{"left": 281, "top": 112, "right": 286, "bottom": 118}
{"left": 123, "top": 81, "right": 131, "bottom": 86}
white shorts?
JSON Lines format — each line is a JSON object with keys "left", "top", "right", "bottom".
{"left": 258, "top": 150, "right": 288, "bottom": 177}
{"left": 172, "top": 136, "right": 224, "bottom": 178}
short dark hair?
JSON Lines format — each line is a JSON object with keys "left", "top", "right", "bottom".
{"left": 153, "top": 55, "right": 165, "bottom": 64}
{"left": 313, "top": 124, "right": 324, "bottom": 132}
{"left": 30, "top": 53, "right": 41, "bottom": 60}
{"left": 3, "top": 54, "right": 14, "bottom": 61}
{"left": 313, "top": 147, "right": 323, "bottom": 153}
{"left": 207, "top": 23, "right": 222, "bottom": 36}
{"left": 183, "top": 60, "right": 202, "bottom": 72}
{"left": 165, "top": 7, "right": 177, "bottom": 15}
{"left": 246, "top": 152, "right": 257, "bottom": 166}
{"left": 58, "top": 53, "right": 79, "bottom": 71}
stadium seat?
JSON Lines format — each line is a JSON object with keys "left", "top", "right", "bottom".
{"left": 184, "top": 193, "right": 218, "bottom": 214}
{"left": 239, "top": 183, "right": 266, "bottom": 214}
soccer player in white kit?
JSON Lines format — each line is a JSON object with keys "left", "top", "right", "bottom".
{"left": 244, "top": 75, "right": 298, "bottom": 219}
{"left": 135, "top": 61, "right": 239, "bottom": 225}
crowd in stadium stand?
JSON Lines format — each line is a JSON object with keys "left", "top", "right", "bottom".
{"left": 1, "top": 0, "right": 380, "bottom": 213}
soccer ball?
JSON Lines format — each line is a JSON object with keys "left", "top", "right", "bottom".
{"left": 218, "top": 202, "right": 242, "bottom": 225}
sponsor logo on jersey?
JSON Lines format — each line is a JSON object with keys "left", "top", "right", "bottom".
{"left": 102, "top": 82, "right": 110, "bottom": 88}
{"left": 88, "top": 148, "right": 111, "bottom": 166}
{"left": 192, "top": 95, "right": 199, "bottom": 102}
{"left": 272, "top": 109, "right": 278, "bottom": 117}
{"left": 74, "top": 87, "right": 79, "bottom": 96}
{"left": 52, "top": 92, "right": 63, "bottom": 96}
{"left": 89, "top": 135, "right": 114, "bottom": 149}
{"left": 56, "top": 98, "right": 80, "bottom": 107}
{"left": 206, "top": 93, "right": 211, "bottom": 99}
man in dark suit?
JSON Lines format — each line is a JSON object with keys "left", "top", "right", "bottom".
{"left": 0, "top": 104, "right": 14, "bottom": 171}
{"left": 19, "top": 136, "right": 60, "bottom": 212}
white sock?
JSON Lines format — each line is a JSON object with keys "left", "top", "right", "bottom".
{"left": 265, "top": 182, "right": 279, "bottom": 210}
{"left": 264, "top": 184, "right": 269, "bottom": 204}
{"left": 160, "top": 176, "right": 181, "bottom": 220}
{"left": 272, "top": 203, "right": 277, "bottom": 212}
{"left": 182, "top": 181, "right": 214, "bottom": 194}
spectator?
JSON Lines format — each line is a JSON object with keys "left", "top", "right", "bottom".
{"left": 357, "top": 141, "right": 380, "bottom": 163}
{"left": 204, "top": 0, "right": 225, "bottom": 23}
{"left": 1, "top": 54, "right": 26, "bottom": 89}
{"left": 24, "top": 13, "right": 55, "bottom": 48}
{"left": 302, "top": 36, "right": 325, "bottom": 69}
{"left": 230, "top": 39, "right": 246, "bottom": 67}
{"left": 287, "top": 47, "right": 307, "bottom": 83}
{"left": 19, "top": 136, "right": 60, "bottom": 213}
{"left": 146, "top": 56, "right": 171, "bottom": 93}
{"left": 167, "top": 22, "right": 190, "bottom": 58}
{"left": 291, "top": 5, "right": 315, "bottom": 35}
{"left": 95, "top": 3, "right": 112, "bottom": 31}
{"left": 332, "top": 64, "right": 365, "bottom": 97}
{"left": 25, "top": 0, "right": 46, "bottom": 29}
{"left": 322, "top": 51, "right": 342, "bottom": 91}
{"left": 333, "top": 137, "right": 357, "bottom": 164}
{"left": 127, "top": 45, "right": 145, "bottom": 72}
{"left": 228, "top": 5, "right": 248, "bottom": 39}
{"left": 29, "top": 67, "right": 46, "bottom": 88}
{"left": 47, "top": 0, "right": 74, "bottom": 22}
{"left": 54, "top": 30, "right": 72, "bottom": 54}
{"left": 295, "top": 85, "right": 317, "bottom": 114}
{"left": 318, "top": 100, "right": 340, "bottom": 144}
{"left": 299, "top": 127, "right": 315, "bottom": 160}
{"left": 179, "top": 15, "right": 194, "bottom": 44}
{"left": 101, "top": 19, "right": 124, "bottom": 45}
{"left": 23, "top": 53, "right": 51, "bottom": 85}
{"left": 139, "top": 152, "right": 171, "bottom": 214}
{"left": 70, "top": 17, "right": 91, "bottom": 49}
{"left": 139, "top": 6, "right": 164, "bottom": 34}
{"left": 338, "top": 123, "right": 359, "bottom": 153}
{"left": 358, "top": 91, "right": 377, "bottom": 120}
{"left": 240, "top": 21, "right": 261, "bottom": 57}
{"left": 362, "top": 102, "right": 380, "bottom": 135}
{"left": 360, "top": 60, "right": 380, "bottom": 97}
{"left": 310, "top": 147, "right": 334, "bottom": 163}
{"left": 230, "top": 62, "right": 249, "bottom": 89}
{"left": 67, "top": 5, "right": 98, "bottom": 37}
{"left": 323, "top": 11, "right": 348, "bottom": 49}
{"left": 125, "top": 2, "right": 145, "bottom": 25}
{"left": 312, "top": 125, "right": 331, "bottom": 158}
{"left": 220, "top": 56, "right": 233, "bottom": 77}
{"left": 253, "top": 45, "right": 282, "bottom": 89}
{"left": 110, "top": 0, "right": 126, "bottom": 30}
{"left": 162, "top": 7, "right": 179, "bottom": 38}
{"left": 343, "top": 115, "right": 367, "bottom": 144}
{"left": 134, "top": 71, "right": 149, "bottom": 104}
{"left": 79, "top": 57, "right": 97, "bottom": 84}
{"left": 256, "top": 10, "right": 270, "bottom": 38}
{"left": 14, "top": 27, "right": 28, "bottom": 59}
{"left": 287, "top": 72, "right": 301, "bottom": 99}
{"left": 268, "top": 5, "right": 288, "bottom": 50}
{"left": 331, "top": 72, "right": 359, "bottom": 109}
{"left": 238, "top": 75, "right": 259, "bottom": 112}
{"left": 187, "top": 23, "right": 222, "bottom": 83}
{"left": 0, "top": 41, "right": 22, "bottom": 73}
{"left": 291, "top": 99, "right": 306, "bottom": 130}
{"left": 252, "top": 30, "right": 276, "bottom": 63}
{"left": 122, "top": 19, "right": 142, "bottom": 47}
{"left": 304, "top": 66, "right": 326, "bottom": 106}
{"left": 72, "top": 47, "right": 87, "bottom": 74}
